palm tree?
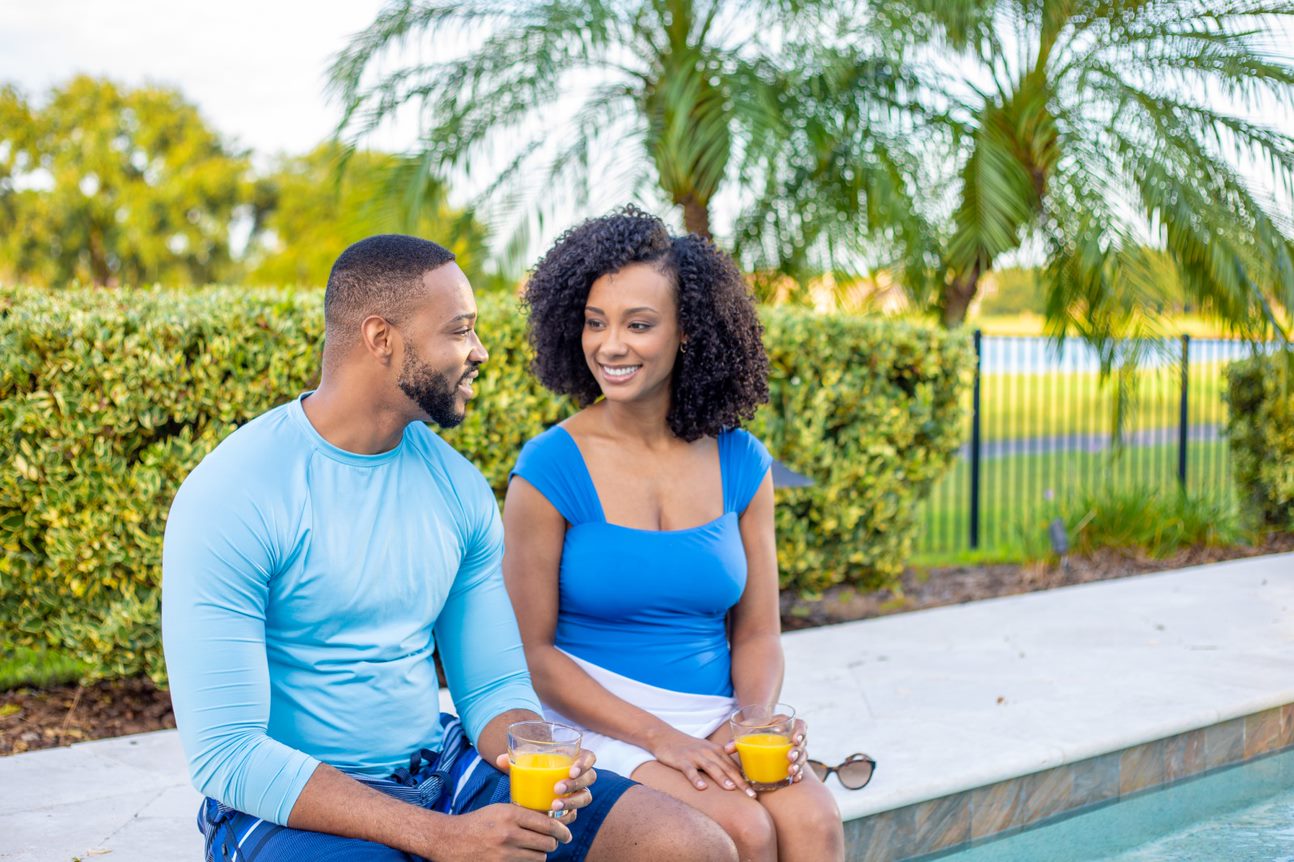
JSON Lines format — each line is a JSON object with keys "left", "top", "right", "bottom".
{"left": 329, "top": 0, "right": 817, "bottom": 248}
{"left": 790, "top": 1, "right": 1294, "bottom": 343}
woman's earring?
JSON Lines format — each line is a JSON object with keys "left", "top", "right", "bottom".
{"left": 680, "top": 341, "right": 688, "bottom": 354}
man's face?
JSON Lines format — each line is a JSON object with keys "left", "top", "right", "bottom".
{"left": 394, "top": 263, "right": 487, "bottom": 428}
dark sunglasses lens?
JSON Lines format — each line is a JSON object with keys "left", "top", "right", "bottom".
{"left": 807, "top": 760, "right": 829, "bottom": 782}
{"left": 838, "top": 759, "right": 875, "bottom": 789}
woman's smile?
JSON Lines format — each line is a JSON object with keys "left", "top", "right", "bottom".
{"left": 600, "top": 363, "right": 642, "bottom": 383}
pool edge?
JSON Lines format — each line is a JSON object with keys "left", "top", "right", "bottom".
{"left": 842, "top": 702, "right": 1294, "bottom": 862}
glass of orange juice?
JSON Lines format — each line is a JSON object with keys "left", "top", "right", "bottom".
{"left": 507, "top": 720, "right": 582, "bottom": 816}
{"left": 730, "top": 703, "right": 796, "bottom": 792}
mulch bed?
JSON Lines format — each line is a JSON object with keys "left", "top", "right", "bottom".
{"left": 0, "top": 676, "right": 175, "bottom": 756}
{"left": 4, "top": 533, "right": 1292, "bottom": 757}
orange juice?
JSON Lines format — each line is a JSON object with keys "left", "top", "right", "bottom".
{"left": 510, "top": 752, "right": 574, "bottom": 811}
{"left": 734, "top": 732, "right": 792, "bottom": 784}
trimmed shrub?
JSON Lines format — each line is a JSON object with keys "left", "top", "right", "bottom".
{"left": 1, "top": 285, "right": 972, "bottom": 681}
{"left": 1226, "top": 352, "right": 1294, "bottom": 531}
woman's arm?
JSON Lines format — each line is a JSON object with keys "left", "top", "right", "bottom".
{"left": 729, "top": 471, "right": 810, "bottom": 780}
{"left": 728, "top": 471, "right": 785, "bottom": 709}
{"left": 503, "top": 476, "right": 747, "bottom": 791}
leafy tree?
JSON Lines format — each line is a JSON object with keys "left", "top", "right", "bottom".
{"left": 328, "top": 0, "right": 818, "bottom": 246}
{"left": 0, "top": 76, "right": 249, "bottom": 287}
{"left": 811, "top": 0, "right": 1294, "bottom": 343}
{"left": 244, "top": 143, "right": 499, "bottom": 290}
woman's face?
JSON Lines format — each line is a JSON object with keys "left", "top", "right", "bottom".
{"left": 582, "top": 262, "right": 682, "bottom": 406}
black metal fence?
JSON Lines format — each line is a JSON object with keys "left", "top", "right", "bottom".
{"left": 915, "top": 331, "right": 1267, "bottom": 557}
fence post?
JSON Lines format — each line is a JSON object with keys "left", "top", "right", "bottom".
{"left": 1178, "top": 334, "right": 1190, "bottom": 488}
{"left": 970, "top": 329, "right": 983, "bottom": 549}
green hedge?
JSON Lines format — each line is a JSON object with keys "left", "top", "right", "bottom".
{"left": 1, "top": 285, "right": 972, "bottom": 681}
{"left": 1226, "top": 352, "right": 1294, "bottom": 531}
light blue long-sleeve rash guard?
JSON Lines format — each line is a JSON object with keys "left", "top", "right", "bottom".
{"left": 161, "top": 394, "right": 540, "bottom": 825}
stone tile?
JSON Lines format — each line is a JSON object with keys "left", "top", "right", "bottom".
{"left": 93, "top": 811, "right": 206, "bottom": 862}
{"left": 1163, "top": 730, "right": 1206, "bottom": 783}
{"left": 848, "top": 806, "right": 916, "bottom": 862}
{"left": 0, "top": 744, "right": 176, "bottom": 813}
{"left": 969, "top": 777, "right": 1024, "bottom": 840}
{"left": 0, "top": 789, "right": 162, "bottom": 861}
{"left": 910, "top": 792, "right": 971, "bottom": 855}
{"left": 136, "top": 782, "right": 203, "bottom": 820}
{"left": 1070, "top": 751, "right": 1121, "bottom": 808}
{"left": 1021, "top": 765, "right": 1074, "bottom": 824}
{"left": 1203, "top": 718, "right": 1245, "bottom": 771}
{"left": 1244, "top": 707, "right": 1284, "bottom": 759}
{"left": 1120, "top": 739, "right": 1167, "bottom": 796}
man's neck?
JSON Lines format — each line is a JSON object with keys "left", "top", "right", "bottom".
{"left": 301, "top": 374, "right": 413, "bottom": 456}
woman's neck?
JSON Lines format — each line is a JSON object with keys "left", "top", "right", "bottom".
{"left": 593, "top": 395, "right": 676, "bottom": 450}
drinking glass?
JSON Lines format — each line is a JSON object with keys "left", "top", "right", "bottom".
{"left": 507, "top": 720, "right": 582, "bottom": 815}
{"left": 729, "top": 703, "right": 796, "bottom": 792}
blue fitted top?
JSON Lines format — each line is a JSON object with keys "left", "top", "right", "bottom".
{"left": 510, "top": 426, "right": 772, "bottom": 697}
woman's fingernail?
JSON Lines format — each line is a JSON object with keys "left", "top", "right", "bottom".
{"left": 725, "top": 780, "right": 734, "bottom": 788}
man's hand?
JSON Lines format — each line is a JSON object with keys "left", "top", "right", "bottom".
{"left": 493, "top": 748, "right": 598, "bottom": 817}
{"left": 425, "top": 803, "right": 575, "bottom": 861}
{"left": 414, "top": 748, "right": 600, "bottom": 861}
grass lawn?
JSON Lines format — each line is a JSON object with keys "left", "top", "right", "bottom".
{"left": 914, "top": 439, "right": 1237, "bottom": 561}
{"left": 971, "top": 313, "right": 1248, "bottom": 339}
{"left": 0, "top": 644, "right": 87, "bottom": 691}
{"left": 970, "top": 361, "right": 1230, "bottom": 443}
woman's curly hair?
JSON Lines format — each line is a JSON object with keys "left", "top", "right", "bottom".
{"left": 523, "top": 205, "right": 769, "bottom": 442}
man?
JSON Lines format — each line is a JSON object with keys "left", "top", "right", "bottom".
{"left": 162, "top": 235, "right": 737, "bottom": 861}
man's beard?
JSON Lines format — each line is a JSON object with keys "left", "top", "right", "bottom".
{"left": 397, "top": 346, "right": 474, "bottom": 429}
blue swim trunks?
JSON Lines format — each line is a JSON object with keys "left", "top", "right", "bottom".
{"left": 197, "top": 715, "right": 635, "bottom": 861}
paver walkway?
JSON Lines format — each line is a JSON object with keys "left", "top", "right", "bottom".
{"left": 2, "top": 552, "right": 1291, "bottom": 861}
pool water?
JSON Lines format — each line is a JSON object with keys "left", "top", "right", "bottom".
{"left": 937, "top": 748, "right": 1294, "bottom": 861}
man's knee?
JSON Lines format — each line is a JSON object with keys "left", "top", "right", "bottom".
{"left": 669, "top": 799, "right": 740, "bottom": 862}
{"left": 589, "top": 785, "right": 737, "bottom": 862}
{"left": 714, "top": 799, "right": 775, "bottom": 857}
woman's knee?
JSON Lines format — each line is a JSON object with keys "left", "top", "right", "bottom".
{"left": 770, "top": 783, "right": 845, "bottom": 857}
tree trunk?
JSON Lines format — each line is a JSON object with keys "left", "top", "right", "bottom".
{"left": 941, "top": 261, "right": 983, "bottom": 327}
{"left": 87, "top": 222, "right": 111, "bottom": 286}
{"left": 679, "top": 192, "right": 712, "bottom": 240}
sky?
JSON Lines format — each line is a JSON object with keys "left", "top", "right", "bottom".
{"left": 0, "top": 0, "right": 394, "bottom": 160}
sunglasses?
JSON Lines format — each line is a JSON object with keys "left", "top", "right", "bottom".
{"left": 806, "top": 753, "right": 876, "bottom": 790}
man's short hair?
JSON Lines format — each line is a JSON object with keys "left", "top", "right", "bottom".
{"left": 324, "top": 234, "right": 456, "bottom": 354}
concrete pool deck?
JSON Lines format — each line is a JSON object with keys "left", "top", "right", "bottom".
{"left": 2, "top": 552, "right": 1291, "bottom": 861}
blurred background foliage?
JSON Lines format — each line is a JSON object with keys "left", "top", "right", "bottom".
{"left": 0, "top": 285, "right": 970, "bottom": 681}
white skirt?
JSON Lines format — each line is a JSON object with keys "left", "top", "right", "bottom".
{"left": 542, "top": 650, "right": 738, "bottom": 778}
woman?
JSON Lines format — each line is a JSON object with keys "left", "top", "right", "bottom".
{"left": 503, "top": 206, "right": 844, "bottom": 862}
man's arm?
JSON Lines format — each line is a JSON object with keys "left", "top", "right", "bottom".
{"left": 161, "top": 470, "right": 319, "bottom": 823}
{"left": 433, "top": 482, "right": 544, "bottom": 744}
{"left": 287, "top": 761, "right": 576, "bottom": 860}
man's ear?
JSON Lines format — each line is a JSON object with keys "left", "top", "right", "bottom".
{"left": 360, "top": 315, "right": 397, "bottom": 365}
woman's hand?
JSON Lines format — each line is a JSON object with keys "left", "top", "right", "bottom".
{"left": 651, "top": 728, "right": 754, "bottom": 795}
{"left": 787, "top": 717, "right": 808, "bottom": 782}
{"left": 723, "top": 717, "right": 809, "bottom": 783}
